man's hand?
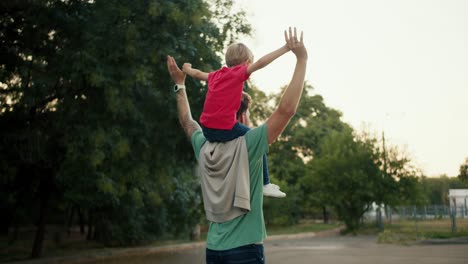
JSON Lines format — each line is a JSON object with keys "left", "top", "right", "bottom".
{"left": 284, "top": 27, "right": 307, "bottom": 61}
{"left": 167, "top": 55, "right": 186, "bottom": 85}
{"left": 166, "top": 55, "right": 201, "bottom": 139}
{"left": 266, "top": 27, "right": 307, "bottom": 144}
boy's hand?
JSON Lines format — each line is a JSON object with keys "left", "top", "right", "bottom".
{"left": 182, "top": 63, "right": 192, "bottom": 74}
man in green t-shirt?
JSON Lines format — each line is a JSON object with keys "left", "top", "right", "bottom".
{"left": 166, "top": 27, "right": 308, "bottom": 264}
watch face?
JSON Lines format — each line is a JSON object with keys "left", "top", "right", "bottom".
{"left": 174, "top": 84, "right": 184, "bottom": 93}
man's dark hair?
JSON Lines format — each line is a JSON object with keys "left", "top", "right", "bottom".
{"left": 236, "top": 92, "right": 252, "bottom": 119}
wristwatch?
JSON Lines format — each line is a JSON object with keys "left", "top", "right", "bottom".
{"left": 173, "top": 84, "right": 186, "bottom": 93}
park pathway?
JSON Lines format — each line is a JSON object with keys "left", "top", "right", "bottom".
{"left": 9, "top": 230, "right": 468, "bottom": 264}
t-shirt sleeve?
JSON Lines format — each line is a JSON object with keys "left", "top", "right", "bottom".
{"left": 191, "top": 130, "right": 206, "bottom": 160}
{"left": 234, "top": 65, "right": 251, "bottom": 82}
{"left": 245, "top": 124, "right": 269, "bottom": 162}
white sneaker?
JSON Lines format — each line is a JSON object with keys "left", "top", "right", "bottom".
{"left": 269, "top": 183, "right": 280, "bottom": 190}
{"left": 263, "top": 183, "right": 286, "bottom": 198}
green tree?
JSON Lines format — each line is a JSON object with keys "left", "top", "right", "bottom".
{"left": 305, "top": 130, "right": 381, "bottom": 232}
{"left": 448, "top": 175, "right": 468, "bottom": 189}
{"left": 376, "top": 134, "right": 425, "bottom": 208}
{"left": 420, "top": 176, "right": 451, "bottom": 205}
{"left": 458, "top": 158, "right": 468, "bottom": 183}
{"left": 1, "top": 0, "right": 250, "bottom": 258}
{"left": 247, "top": 82, "right": 424, "bottom": 230}
{"left": 245, "top": 85, "right": 271, "bottom": 126}
{"left": 261, "top": 84, "right": 351, "bottom": 224}
{"left": 420, "top": 175, "right": 468, "bottom": 206}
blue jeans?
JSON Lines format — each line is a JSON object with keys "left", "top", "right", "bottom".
{"left": 206, "top": 244, "right": 265, "bottom": 264}
{"left": 202, "top": 123, "right": 270, "bottom": 185}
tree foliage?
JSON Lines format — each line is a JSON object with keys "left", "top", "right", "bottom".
{"left": 376, "top": 134, "right": 425, "bottom": 207}
{"left": 420, "top": 175, "right": 451, "bottom": 205}
{"left": 1, "top": 0, "right": 250, "bottom": 258}
{"left": 420, "top": 174, "right": 468, "bottom": 206}
{"left": 2, "top": 0, "right": 437, "bottom": 255}
{"left": 258, "top": 84, "right": 353, "bottom": 224}
{"left": 249, "top": 83, "right": 424, "bottom": 231}
{"left": 304, "top": 130, "right": 380, "bottom": 231}
{"left": 458, "top": 158, "right": 468, "bottom": 183}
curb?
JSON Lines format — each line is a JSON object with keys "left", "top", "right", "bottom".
{"left": 266, "top": 227, "right": 343, "bottom": 242}
{"left": 416, "top": 236, "right": 468, "bottom": 245}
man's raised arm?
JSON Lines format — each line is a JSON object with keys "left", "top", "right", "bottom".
{"left": 266, "top": 27, "right": 308, "bottom": 144}
{"left": 166, "top": 55, "right": 201, "bottom": 139}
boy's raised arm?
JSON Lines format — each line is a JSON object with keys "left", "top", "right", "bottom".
{"left": 183, "top": 63, "right": 209, "bottom": 81}
{"left": 246, "top": 38, "right": 290, "bottom": 75}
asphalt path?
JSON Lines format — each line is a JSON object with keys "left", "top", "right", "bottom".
{"left": 264, "top": 235, "right": 468, "bottom": 264}
{"left": 13, "top": 233, "right": 468, "bottom": 264}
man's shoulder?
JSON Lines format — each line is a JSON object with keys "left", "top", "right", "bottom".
{"left": 191, "top": 129, "right": 205, "bottom": 145}
{"left": 249, "top": 123, "right": 267, "bottom": 132}
{"left": 191, "top": 130, "right": 206, "bottom": 159}
{"left": 243, "top": 124, "right": 268, "bottom": 162}
{"left": 244, "top": 124, "right": 267, "bottom": 145}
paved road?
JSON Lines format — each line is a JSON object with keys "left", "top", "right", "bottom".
{"left": 77, "top": 235, "right": 468, "bottom": 264}
{"left": 15, "top": 234, "right": 468, "bottom": 264}
{"left": 265, "top": 235, "right": 468, "bottom": 264}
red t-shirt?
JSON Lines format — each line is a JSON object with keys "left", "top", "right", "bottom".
{"left": 200, "top": 65, "right": 251, "bottom": 129}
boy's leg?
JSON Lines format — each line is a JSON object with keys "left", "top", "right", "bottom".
{"left": 234, "top": 122, "right": 250, "bottom": 136}
{"left": 202, "top": 122, "right": 249, "bottom": 142}
{"left": 262, "top": 154, "right": 270, "bottom": 185}
{"left": 262, "top": 154, "right": 286, "bottom": 198}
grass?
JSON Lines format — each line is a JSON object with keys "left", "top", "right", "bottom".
{"left": 267, "top": 220, "right": 341, "bottom": 236}
{"left": 375, "top": 218, "right": 468, "bottom": 244}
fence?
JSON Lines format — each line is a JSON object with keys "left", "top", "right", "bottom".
{"left": 365, "top": 205, "right": 468, "bottom": 234}
{"left": 392, "top": 205, "right": 467, "bottom": 220}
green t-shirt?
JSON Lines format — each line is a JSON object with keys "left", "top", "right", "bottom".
{"left": 191, "top": 124, "right": 269, "bottom": 250}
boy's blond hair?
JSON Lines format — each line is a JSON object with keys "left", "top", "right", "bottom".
{"left": 225, "top": 43, "right": 253, "bottom": 67}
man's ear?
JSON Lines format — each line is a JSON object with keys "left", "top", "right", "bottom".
{"left": 238, "top": 113, "right": 245, "bottom": 124}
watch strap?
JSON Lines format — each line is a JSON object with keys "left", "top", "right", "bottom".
{"left": 173, "top": 84, "right": 186, "bottom": 93}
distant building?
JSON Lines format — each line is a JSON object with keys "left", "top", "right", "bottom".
{"left": 448, "top": 189, "right": 468, "bottom": 218}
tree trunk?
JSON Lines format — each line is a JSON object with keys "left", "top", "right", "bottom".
{"left": 86, "top": 210, "right": 93, "bottom": 241}
{"left": 67, "top": 206, "right": 75, "bottom": 236}
{"left": 77, "top": 207, "right": 85, "bottom": 235}
{"left": 31, "top": 175, "right": 52, "bottom": 259}
{"left": 8, "top": 224, "right": 19, "bottom": 246}
{"left": 0, "top": 209, "right": 11, "bottom": 236}
{"left": 190, "top": 224, "right": 201, "bottom": 241}
{"left": 322, "top": 206, "right": 329, "bottom": 224}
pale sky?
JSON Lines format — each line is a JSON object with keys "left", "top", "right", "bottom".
{"left": 234, "top": 0, "right": 468, "bottom": 177}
